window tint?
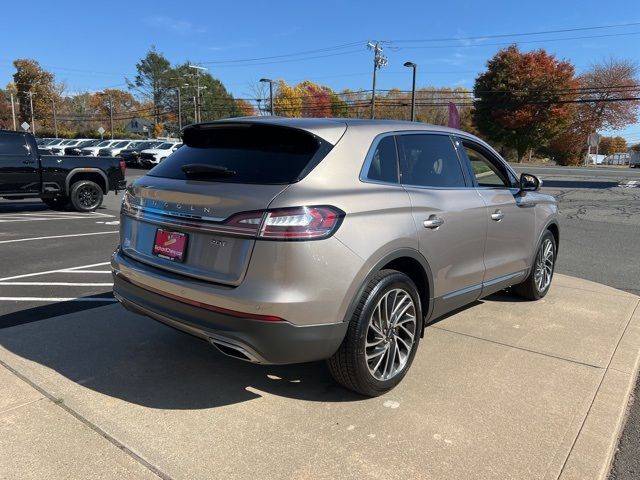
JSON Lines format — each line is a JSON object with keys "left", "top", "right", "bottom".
{"left": 463, "top": 143, "right": 510, "bottom": 188}
{"left": 149, "top": 124, "right": 328, "bottom": 184}
{"left": 364, "top": 136, "right": 398, "bottom": 183}
{"left": 397, "top": 134, "right": 466, "bottom": 188}
{"left": 0, "top": 133, "right": 29, "bottom": 156}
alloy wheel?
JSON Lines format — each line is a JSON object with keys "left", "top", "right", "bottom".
{"left": 534, "top": 238, "right": 554, "bottom": 292}
{"left": 365, "top": 288, "right": 417, "bottom": 381}
{"left": 78, "top": 185, "right": 99, "bottom": 209}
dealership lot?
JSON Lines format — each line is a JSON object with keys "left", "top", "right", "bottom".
{"left": 1, "top": 166, "right": 639, "bottom": 479}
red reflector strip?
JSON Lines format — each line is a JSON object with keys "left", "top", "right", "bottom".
{"left": 117, "top": 274, "right": 285, "bottom": 322}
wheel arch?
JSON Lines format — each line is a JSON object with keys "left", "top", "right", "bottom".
{"left": 65, "top": 168, "right": 108, "bottom": 195}
{"left": 342, "top": 248, "right": 434, "bottom": 331}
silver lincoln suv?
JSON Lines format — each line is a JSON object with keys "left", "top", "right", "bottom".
{"left": 112, "top": 118, "right": 559, "bottom": 396}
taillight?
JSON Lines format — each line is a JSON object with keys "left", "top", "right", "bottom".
{"left": 225, "top": 206, "right": 344, "bottom": 241}
{"left": 119, "top": 160, "right": 127, "bottom": 176}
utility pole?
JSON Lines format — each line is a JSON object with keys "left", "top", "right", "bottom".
{"left": 28, "top": 91, "right": 36, "bottom": 135}
{"left": 108, "top": 95, "right": 114, "bottom": 139}
{"left": 367, "top": 42, "right": 388, "bottom": 119}
{"left": 403, "top": 62, "right": 417, "bottom": 122}
{"left": 176, "top": 87, "right": 182, "bottom": 130}
{"left": 10, "top": 93, "right": 17, "bottom": 130}
{"left": 51, "top": 98, "right": 58, "bottom": 138}
{"left": 188, "top": 65, "right": 208, "bottom": 123}
{"left": 97, "top": 92, "right": 114, "bottom": 139}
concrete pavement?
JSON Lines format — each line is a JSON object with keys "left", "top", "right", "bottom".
{"left": 1, "top": 274, "right": 638, "bottom": 480}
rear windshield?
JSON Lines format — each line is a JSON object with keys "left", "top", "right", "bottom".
{"left": 148, "top": 124, "right": 328, "bottom": 184}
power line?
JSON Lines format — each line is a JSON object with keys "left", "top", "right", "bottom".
{"left": 390, "top": 21, "right": 640, "bottom": 43}
{"left": 397, "top": 30, "right": 640, "bottom": 50}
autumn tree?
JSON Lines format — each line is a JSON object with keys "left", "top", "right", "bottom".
{"left": 234, "top": 99, "right": 255, "bottom": 116}
{"left": 0, "top": 90, "right": 13, "bottom": 129}
{"left": 473, "top": 45, "right": 577, "bottom": 161}
{"left": 599, "top": 136, "right": 628, "bottom": 155}
{"left": 549, "top": 59, "right": 640, "bottom": 164}
{"left": 12, "top": 59, "right": 62, "bottom": 130}
{"left": 274, "top": 81, "right": 303, "bottom": 117}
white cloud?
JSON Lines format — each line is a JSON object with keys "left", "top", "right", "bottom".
{"left": 143, "top": 15, "right": 206, "bottom": 34}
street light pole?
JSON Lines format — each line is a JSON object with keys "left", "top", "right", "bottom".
{"left": 403, "top": 62, "right": 417, "bottom": 122}
{"left": 259, "top": 79, "right": 274, "bottom": 115}
{"left": 51, "top": 98, "right": 58, "bottom": 138}
{"left": 10, "top": 93, "right": 17, "bottom": 130}
{"left": 28, "top": 91, "right": 36, "bottom": 135}
{"left": 367, "top": 41, "right": 388, "bottom": 120}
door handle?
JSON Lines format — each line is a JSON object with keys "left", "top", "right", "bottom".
{"left": 423, "top": 216, "right": 444, "bottom": 229}
{"left": 23, "top": 159, "right": 34, "bottom": 165}
{"left": 491, "top": 210, "right": 504, "bottom": 221}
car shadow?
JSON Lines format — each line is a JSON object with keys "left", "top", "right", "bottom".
{"left": 541, "top": 179, "right": 618, "bottom": 189}
{"left": 0, "top": 200, "right": 109, "bottom": 213}
{"left": 0, "top": 289, "right": 529, "bottom": 409}
{"left": 0, "top": 300, "right": 363, "bottom": 409}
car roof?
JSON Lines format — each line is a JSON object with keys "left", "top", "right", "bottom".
{"left": 194, "top": 117, "right": 468, "bottom": 145}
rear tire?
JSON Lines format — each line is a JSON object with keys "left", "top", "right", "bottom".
{"left": 41, "top": 196, "right": 69, "bottom": 210}
{"left": 327, "top": 270, "right": 423, "bottom": 397}
{"left": 69, "top": 180, "right": 103, "bottom": 212}
{"left": 512, "top": 230, "right": 556, "bottom": 300}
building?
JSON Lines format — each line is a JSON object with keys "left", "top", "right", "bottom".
{"left": 124, "top": 118, "right": 154, "bottom": 137}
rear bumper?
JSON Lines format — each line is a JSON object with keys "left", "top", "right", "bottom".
{"left": 112, "top": 272, "right": 348, "bottom": 365}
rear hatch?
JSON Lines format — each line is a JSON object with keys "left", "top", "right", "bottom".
{"left": 120, "top": 121, "right": 345, "bottom": 286}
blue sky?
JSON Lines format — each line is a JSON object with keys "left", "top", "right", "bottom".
{"left": 2, "top": 0, "right": 639, "bottom": 142}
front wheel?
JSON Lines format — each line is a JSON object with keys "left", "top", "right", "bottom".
{"left": 69, "top": 180, "right": 103, "bottom": 212}
{"left": 512, "top": 231, "right": 557, "bottom": 300}
{"left": 327, "top": 270, "right": 423, "bottom": 396}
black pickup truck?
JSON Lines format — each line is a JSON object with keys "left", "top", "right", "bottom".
{"left": 0, "top": 130, "right": 126, "bottom": 211}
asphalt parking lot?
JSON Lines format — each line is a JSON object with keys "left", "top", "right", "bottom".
{"left": 1, "top": 165, "right": 639, "bottom": 479}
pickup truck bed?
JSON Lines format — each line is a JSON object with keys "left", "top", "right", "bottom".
{"left": 1, "top": 130, "right": 126, "bottom": 211}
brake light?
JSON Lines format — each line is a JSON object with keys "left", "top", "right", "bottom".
{"left": 119, "top": 160, "right": 127, "bottom": 176}
{"left": 225, "top": 206, "right": 344, "bottom": 241}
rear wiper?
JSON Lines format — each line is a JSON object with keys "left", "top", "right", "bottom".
{"left": 181, "top": 163, "right": 237, "bottom": 178}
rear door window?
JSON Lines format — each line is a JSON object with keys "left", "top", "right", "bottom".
{"left": 0, "top": 133, "right": 29, "bottom": 156}
{"left": 397, "top": 134, "right": 466, "bottom": 188}
{"left": 148, "top": 124, "right": 330, "bottom": 184}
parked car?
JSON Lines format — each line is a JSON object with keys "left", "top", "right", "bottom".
{"left": 48, "top": 139, "right": 92, "bottom": 156}
{"left": 119, "top": 140, "right": 163, "bottom": 167}
{"left": 630, "top": 150, "right": 640, "bottom": 168}
{"left": 38, "top": 138, "right": 66, "bottom": 152}
{"left": 0, "top": 130, "right": 126, "bottom": 211}
{"left": 65, "top": 139, "right": 102, "bottom": 156}
{"left": 139, "top": 141, "right": 182, "bottom": 167}
{"left": 112, "top": 118, "right": 560, "bottom": 396}
{"left": 97, "top": 140, "right": 136, "bottom": 157}
{"left": 81, "top": 139, "right": 119, "bottom": 156}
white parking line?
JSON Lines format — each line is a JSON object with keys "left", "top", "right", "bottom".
{"left": 0, "top": 231, "right": 118, "bottom": 245}
{"left": 0, "top": 282, "right": 113, "bottom": 286}
{"left": 0, "top": 262, "right": 110, "bottom": 282}
{"left": 63, "top": 270, "right": 112, "bottom": 274}
{"left": 0, "top": 297, "right": 117, "bottom": 302}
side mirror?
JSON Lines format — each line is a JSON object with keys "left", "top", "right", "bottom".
{"left": 520, "top": 173, "right": 541, "bottom": 192}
